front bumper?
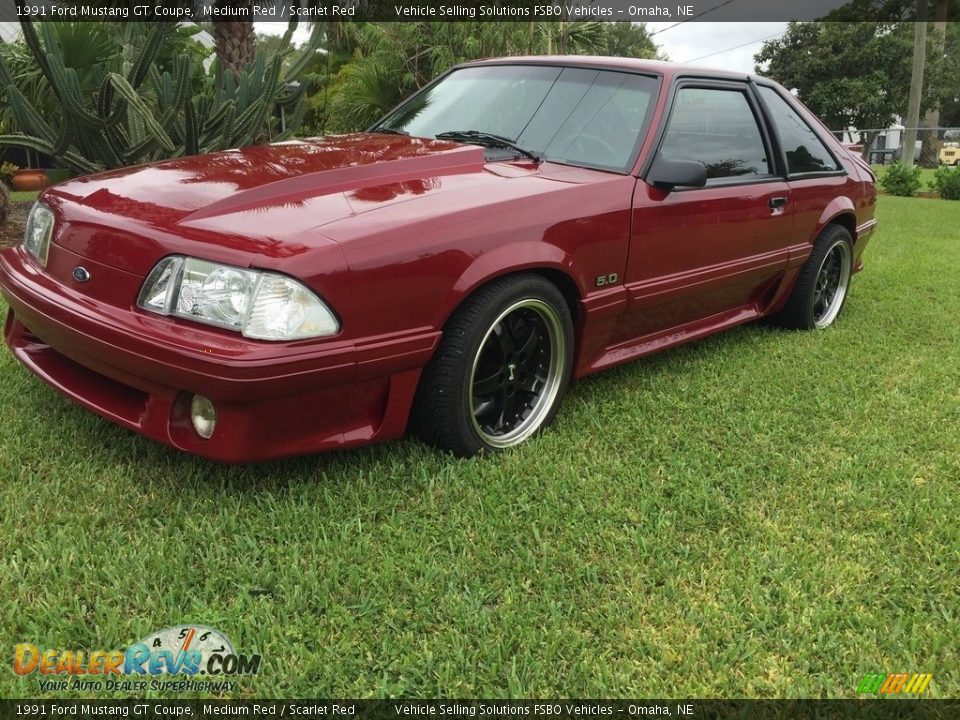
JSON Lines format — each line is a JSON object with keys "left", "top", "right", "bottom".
{"left": 0, "top": 247, "right": 437, "bottom": 462}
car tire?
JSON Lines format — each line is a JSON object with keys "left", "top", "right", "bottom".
{"left": 774, "top": 224, "right": 854, "bottom": 331}
{"left": 411, "top": 274, "right": 574, "bottom": 457}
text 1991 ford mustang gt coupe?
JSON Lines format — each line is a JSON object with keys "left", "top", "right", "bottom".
{"left": 0, "top": 57, "right": 876, "bottom": 461}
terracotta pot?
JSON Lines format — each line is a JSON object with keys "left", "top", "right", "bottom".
{"left": 11, "top": 169, "right": 48, "bottom": 192}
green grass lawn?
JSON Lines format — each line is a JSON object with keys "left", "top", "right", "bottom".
{"left": 9, "top": 190, "right": 39, "bottom": 203}
{"left": 1, "top": 196, "right": 958, "bottom": 699}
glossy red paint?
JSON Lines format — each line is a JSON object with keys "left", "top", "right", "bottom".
{"left": 0, "top": 57, "right": 876, "bottom": 461}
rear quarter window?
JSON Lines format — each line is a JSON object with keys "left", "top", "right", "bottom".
{"left": 758, "top": 86, "right": 839, "bottom": 175}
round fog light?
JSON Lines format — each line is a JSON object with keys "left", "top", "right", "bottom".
{"left": 190, "top": 395, "right": 217, "bottom": 439}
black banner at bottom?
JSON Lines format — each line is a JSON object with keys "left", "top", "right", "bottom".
{"left": 1, "top": 700, "right": 960, "bottom": 720}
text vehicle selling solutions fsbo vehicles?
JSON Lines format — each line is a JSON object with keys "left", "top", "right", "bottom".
{"left": 0, "top": 57, "right": 877, "bottom": 461}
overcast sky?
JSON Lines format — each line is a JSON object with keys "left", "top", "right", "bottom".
{"left": 255, "top": 21, "right": 788, "bottom": 75}
{"left": 646, "top": 21, "right": 787, "bottom": 72}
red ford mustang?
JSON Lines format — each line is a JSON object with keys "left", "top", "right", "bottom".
{"left": 0, "top": 57, "right": 876, "bottom": 461}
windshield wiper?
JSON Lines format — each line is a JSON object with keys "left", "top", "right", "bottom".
{"left": 372, "top": 127, "right": 409, "bottom": 136}
{"left": 435, "top": 130, "right": 541, "bottom": 162}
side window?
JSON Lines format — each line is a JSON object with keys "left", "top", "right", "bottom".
{"left": 758, "top": 86, "right": 839, "bottom": 175}
{"left": 659, "top": 87, "right": 770, "bottom": 182}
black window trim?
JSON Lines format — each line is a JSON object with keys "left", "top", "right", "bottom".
{"left": 369, "top": 61, "right": 664, "bottom": 177}
{"left": 640, "top": 77, "right": 781, "bottom": 190}
{"left": 751, "top": 81, "right": 848, "bottom": 181}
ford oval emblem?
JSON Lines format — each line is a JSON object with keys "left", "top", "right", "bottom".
{"left": 72, "top": 266, "right": 91, "bottom": 283}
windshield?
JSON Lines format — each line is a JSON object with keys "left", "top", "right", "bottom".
{"left": 374, "top": 65, "right": 660, "bottom": 173}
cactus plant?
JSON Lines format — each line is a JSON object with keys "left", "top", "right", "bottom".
{"left": 0, "top": 19, "right": 323, "bottom": 174}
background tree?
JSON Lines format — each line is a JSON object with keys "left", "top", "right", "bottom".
{"left": 822, "top": 0, "right": 959, "bottom": 21}
{"left": 601, "top": 21, "right": 659, "bottom": 59}
{"left": 47, "top": 0, "right": 257, "bottom": 74}
{"left": 254, "top": 31, "right": 291, "bottom": 60}
{"left": 319, "top": 21, "right": 659, "bottom": 133}
{"left": 540, "top": 21, "right": 605, "bottom": 54}
{"left": 0, "top": 181, "right": 9, "bottom": 227}
{"left": 931, "top": 21, "right": 960, "bottom": 127}
{"left": 755, "top": 21, "right": 955, "bottom": 155}
{"left": 212, "top": 0, "right": 256, "bottom": 75}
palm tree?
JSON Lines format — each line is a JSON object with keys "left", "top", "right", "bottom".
{"left": 212, "top": 0, "right": 256, "bottom": 75}
{"left": 1, "top": 181, "right": 9, "bottom": 228}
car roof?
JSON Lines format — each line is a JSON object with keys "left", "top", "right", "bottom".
{"left": 461, "top": 55, "right": 768, "bottom": 84}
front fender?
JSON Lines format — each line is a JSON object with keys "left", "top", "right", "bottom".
{"left": 442, "top": 241, "right": 584, "bottom": 327}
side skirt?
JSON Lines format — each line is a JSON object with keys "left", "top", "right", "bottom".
{"left": 579, "top": 304, "right": 760, "bottom": 378}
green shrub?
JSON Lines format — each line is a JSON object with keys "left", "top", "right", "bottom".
{"left": 0, "top": 161, "right": 18, "bottom": 187}
{"left": 931, "top": 165, "right": 960, "bottom": 201}
{"left": 879, "top": 162, "right": 922, "bottom": 197}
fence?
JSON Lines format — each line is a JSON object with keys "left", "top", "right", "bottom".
{"left": 836, "top": 126, "right": 960, "bottom": 168}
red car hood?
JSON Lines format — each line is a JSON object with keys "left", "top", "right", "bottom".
{"left": 42, "top": 134, "right": 489, "bottom": 274}
{"left": 48, "top": 134, "right": 484, "bottom": 220}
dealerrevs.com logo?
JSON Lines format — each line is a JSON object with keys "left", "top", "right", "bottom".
{"left": 857, "top": 673, "right": 934, "bottom": 695}
{"left": 13, "top": 626, "right": 261, "bottom": 693}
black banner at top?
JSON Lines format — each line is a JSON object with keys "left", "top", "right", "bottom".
{"left": 0, "top": 0, "right": 957, "bottom": 23}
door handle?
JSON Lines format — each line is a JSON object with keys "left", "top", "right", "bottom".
{"left": 769, "top": 196, "right": 788, "bottom": 209}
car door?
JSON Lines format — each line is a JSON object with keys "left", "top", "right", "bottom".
{"left": 618, "top": 81, "right": 794, "bottom": 341}
{"left": 754, "top": 84, "right": 849, "bottom": 253}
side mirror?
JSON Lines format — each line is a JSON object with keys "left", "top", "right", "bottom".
{"left": 648, "top": 155, "right": 707, "bottom": 191}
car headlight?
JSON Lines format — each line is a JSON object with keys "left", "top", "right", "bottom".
{"left": 23, "top": 202, "right": 54, "bottom": 266}
{"left": 137, "top": 256, "right": 339, "bottom": 341}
